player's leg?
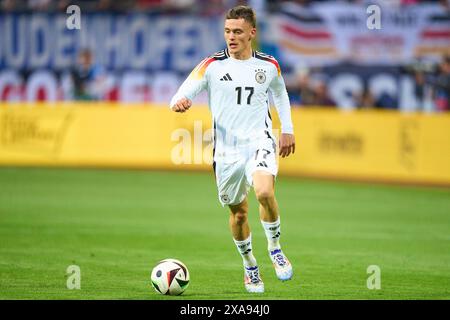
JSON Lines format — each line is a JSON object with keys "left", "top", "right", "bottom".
{"left": 215, "top": 157, "right": 264, "bottom": 293}
{"left": 229, "top": 198, "right": 251, "bottom": 241}
{"left": 253, "top": 171, "right": 293, "bottom": 281}
{"left": 253, "top": 171, "right": 279, "bottom": 223}
{"left": 229, "top": 199, "right": 264, "bottom": 293}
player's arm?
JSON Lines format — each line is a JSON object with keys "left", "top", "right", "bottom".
{"left": 170, "top": 58, "right": 210, "bottom": 113}
{"left": 269, "top": 69, "right": 295, "bottom": 158}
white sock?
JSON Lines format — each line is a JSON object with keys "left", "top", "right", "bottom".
{"left": 233, "top": 234, "right": 257, "bottom": 267}
{"left": 260, "top": 217, "right": 281, "bottom": 251}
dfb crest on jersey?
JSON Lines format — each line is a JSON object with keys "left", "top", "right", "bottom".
{"left": 220, "top": 194, "right": 230, "bottom": 204}
{"left": 255, "top": 69, "right": 266, "bottom": 84}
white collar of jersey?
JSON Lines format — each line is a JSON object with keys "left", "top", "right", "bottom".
{"left": 225, "top": 48, "right": 256, "bottom": 62}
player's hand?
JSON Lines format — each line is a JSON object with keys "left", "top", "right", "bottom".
{"left": 279, "top": 133, "right": 295, "bottom": 158}
{"left": 171, "top": 98, "right": 192, "bottom": 113}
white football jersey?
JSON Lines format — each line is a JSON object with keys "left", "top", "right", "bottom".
{"left": 170, "top": 49, "right": 294, "bottom": 156}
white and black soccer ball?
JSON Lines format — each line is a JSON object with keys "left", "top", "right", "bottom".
{"left": 150, "top": 258, "right": 190, "bottom": 295}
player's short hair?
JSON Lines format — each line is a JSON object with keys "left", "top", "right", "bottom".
{"left": 225, "top": 5, "right": 256, "bottom": 28}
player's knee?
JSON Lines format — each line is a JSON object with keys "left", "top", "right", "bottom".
{"left": 232, "top": 211, "right": 248, "bottom": 226}
{"left": 255, "top": 189, "right": 274, "bottom": 205}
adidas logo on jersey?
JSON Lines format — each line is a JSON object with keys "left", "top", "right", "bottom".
{"left": 257, "top": 161, "right": 268, "bottom": 168}
{"left": 220, "top": 73, "right": 232, "bottom": 81}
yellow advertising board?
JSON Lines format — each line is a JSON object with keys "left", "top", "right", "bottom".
{"left": 0, "top": 103, "right": 208, "bottom": 169}
{"left": 0, "top": 103, "right": 449, "bottom": 186}
{"left": 276, "top": 109, "right": 450, "bottom": 185}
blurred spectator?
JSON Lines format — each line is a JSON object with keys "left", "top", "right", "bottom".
{"left": 355, "top": 87, "right": 376, "bottom": 108}
{"left": 297, "top": 71, "right": 316, "bottom": 106}
{"left": 431, "top": 55, "right": 450, "bottom": 111}
{"left": 196, "top": 0, "right": 227, "bottom": 16}
{"left": 413, "top": 70, "right": 426, "bottom": 109}
{"left": 311, "top": 80, "right": 336, "bottom": 107}
{"left": 375, "top": 91, "right": 398, "bottom": 109}
{"left": 286, "top": 68, "right": 316, "bottom": 106}
{"left": 292, "top": 0, "right": 312, "bottom": 7}
{"left": 1, "top": 0, "right": 15, "bottom": 11}
{"left": 98, "top": 0, "right": 135, "bottom": 13}
{"left": 28, "top": 0, "right": 52, "bottom": 10}
{"left": 56, "top": 0, "right": 134, "bottom": 12}
{"left": 136, "top": 0, "right": 196, "bottom": 13}
{"left": 136, "top": 0, "right": 166, "bottom": 11}
{"left": 402, "top": 56, "right": 437, "bottom": 111}
{"left": 97, "top": 0, "right": 111, "bottom": 11}
{"left": 55, "top": 1, "right": 100, "bottom": 12}
{"left": 439, "top": 0, "right": 450, "bottom": 12}
{"left": 287, "top": 69, "right": 337, "bottom": 107}
{"left": 70, "top": 49, "right": 106, "bottom": 101}
{"left": 167, "top": 0, "right": 196, "bottom": 12}
{"left": 57, "top": 0, "right": 69, "bottom": 11}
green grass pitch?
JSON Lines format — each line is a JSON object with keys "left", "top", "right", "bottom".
{"left": 0, "top": 167, "right": 449, "bottom": 300}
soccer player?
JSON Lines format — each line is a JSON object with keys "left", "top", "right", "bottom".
{"left": 170, "top": 5, "right": 295, "bottom": 293}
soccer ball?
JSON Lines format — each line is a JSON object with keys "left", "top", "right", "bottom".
{"left": 150, "top": 258, "right": 190, "bottom": 295}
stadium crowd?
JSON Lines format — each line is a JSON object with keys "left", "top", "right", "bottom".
{"left": 0, "top": 0, "right": 448, "bottom": 111}
{"left": 286, "top": 54, "right": 450, "bottom": 111}
{"left": 1, "top": 0, "right": 449, "bottom": 13}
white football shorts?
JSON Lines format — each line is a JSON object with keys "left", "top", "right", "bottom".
{"left": 213, "top": 137, "right": 278, "bottom": 207}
